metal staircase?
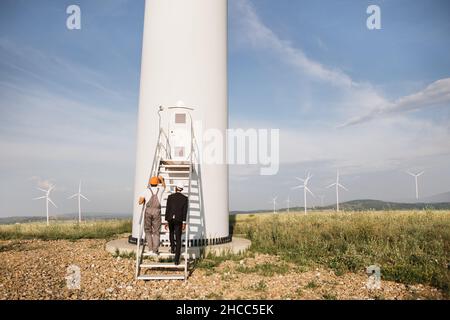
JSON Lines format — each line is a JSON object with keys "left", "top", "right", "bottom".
{"left": 135, "top": 106, "right": 196, "bottom": 281}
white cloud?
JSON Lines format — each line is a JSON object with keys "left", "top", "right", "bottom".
{"left": 0, "top": 37, "right": 135, "bottom": 102}
{"left": 230, "top": 115, "right": 450, "bottom": 176}
{"left": 29, "top": 176, "right": 55, "bottom": 190}
{"left": 341, "top": 78, "right": 450, "bottom": 127}
{"left": 232, "top": 0, "right": 355, "bottom": 87}
{"left": 232, "top": 0, "right": 450, "bottom": 130}
{"left": 0, "top": 40, "right": 137, "bottom": 216}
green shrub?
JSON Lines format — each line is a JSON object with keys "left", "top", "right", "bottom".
{"left": 0, "top": 220, "right": 131, "bottom": 240}
{"left": 233, "top": 211, "right": 450, "bottom": 294}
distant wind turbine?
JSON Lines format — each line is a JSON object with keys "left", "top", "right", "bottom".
{"left": 269, "top": 196, "right": 277, "bottom": 214}
{"left": 406, "top": 171, "right": 424, "bottom": 200}
{"left": 326, "top": 170, "right": 348, "bottom": 212}
{"left": 68, "top": 180, "right": 90, "bottom": 223}
{"left": 286, "top": 195, "right": 290, "bottom": 214}
{"left": 33, "top": 185, "right": 57, "bottom": 226}
{"left": 292, "top": 172, "right": 315, "bottom": 214}
{"left": 318, "top": 194, "right": 325, "bottom": 207}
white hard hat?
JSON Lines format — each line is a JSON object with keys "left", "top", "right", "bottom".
{"left": 176, "top": 182, "right": 184, "bottom": 190}
{"left": 176, "top": 100, "right": 186, "bottom": 108}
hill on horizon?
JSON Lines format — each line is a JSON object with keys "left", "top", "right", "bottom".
{"left": 0, "top": 212, "right": 131, "bottom": 225}
{"left": 421, "top": 191, "right": 450, "bottom": 203}
{"left": 3, "top": 199, "right": 450, "bottom": 223}
{"left": 231, "top": 199, "right": 450, "bottom": 214}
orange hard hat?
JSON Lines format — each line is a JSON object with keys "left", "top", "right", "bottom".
{"left": 150, "top": 176, "right": 159, "bottom": 186}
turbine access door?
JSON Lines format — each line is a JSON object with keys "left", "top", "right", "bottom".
{"left": 168, "top": 111, "right": 192, "bottom": 161}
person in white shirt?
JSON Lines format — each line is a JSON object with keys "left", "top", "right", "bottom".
{"left": 138, "top": 175, "right": 166, "bottom": 254}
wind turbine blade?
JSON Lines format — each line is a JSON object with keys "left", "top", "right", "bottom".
{"left": 326, "top": 183, "right": 336, "bottom": 189}
{"left": 80, "top": 194, "right": 89, "bottom": 201}
{"left": 338, "top": 184, "right": 349, "bottom": 191}
{"left": 291, "top": 185, "right": 304, "bottom": 190}
{"left": 295, "top": 177, "right": 305, "bottom": 182}
{"left": 48, "top": 198, "right": 57, "bottom": 208}
{"left": 37, "top": 187, "right": 47, "bottom": 192}
{"left": 305, "top": 187, "right": 315, "bottom": 197}
{"left": 67, "top": 194, "right": 78, "bottom": 199}
{"left": 48, "top": 185, "right": 55, "bottom": 192}
{"left": 417, "top": 171, "right": 424, "bottom": 176}
{"left": 33, "top": 196, "right": 46, "bottom": 200}
{"left": 406, "top": 171, "right": 415, "bottom": 177}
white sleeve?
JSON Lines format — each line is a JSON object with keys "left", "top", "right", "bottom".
{"left": 158, "top": 187, "right": 165, "bottom": 203}
{"left": 140, "top": 189, "right": 149, "bottom": 202}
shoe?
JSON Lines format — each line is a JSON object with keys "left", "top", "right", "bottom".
{"left": 170, "top": 248, "right": 176, "bottom": 254}
{"left": 174, "top": 260, "right": 180, "bottom": 266}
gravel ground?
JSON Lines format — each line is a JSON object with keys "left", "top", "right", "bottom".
{"left": 0, "top": 239, "right": 445, "bottom": 300}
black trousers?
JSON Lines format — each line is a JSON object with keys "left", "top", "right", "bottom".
{"left": 168, "top": 219, "right": 183, "bottom": 262}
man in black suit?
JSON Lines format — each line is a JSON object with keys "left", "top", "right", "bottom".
{"left": 165, "top": 182, "right": 188, "bottom": 265}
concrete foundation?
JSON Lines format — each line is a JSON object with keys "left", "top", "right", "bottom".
{"left": 105, "top": 237, "right": 251, "bottom": 259}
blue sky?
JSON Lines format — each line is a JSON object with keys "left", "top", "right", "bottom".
{"left": 1, "top": 0, "right": 450, "bottom": 216}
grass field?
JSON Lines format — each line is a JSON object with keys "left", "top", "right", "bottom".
{"left": 1, "top": 210, "right": 449, "bottom": 296}
{"left": 231, "top": 210, "right": 450, "bottom": 295}
{"left": 0, "top": 219, "right": 131, "bottom": 241}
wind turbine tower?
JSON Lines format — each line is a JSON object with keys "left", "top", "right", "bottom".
{"left": 407, "top": 171, "right": 424, "bottom": 200}
{"left": 68, "top": 180, "right": 90, "bottom": 223}
{"left": 292, "top": 172, "right": 315, "bottom": 214}
{"left": 33, "top": 185, "right": 57, "bottom": 226}
{"left": 270, "top": 196, "right": 277, "bottom": 214}
{"left": 286, "top": 195, "right": 290, "bottom": 214}
{"left": 318, "top": 194, "right": 325, "bottom": 207}
{"left": 326, "top": 170, "right": 348, "bottom": 212}
{"left": 131, "top": 0, "right": 229, "bottom": 244}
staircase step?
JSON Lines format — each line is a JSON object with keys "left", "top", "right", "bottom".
{"left": 140, "top": 263, "right": 185, "bottom": 269}
{"left": 161, "top": 161, "right": 191, "bottom": 166}
{"left": 166, "top": 183, "right": 192, "bottom": 187}
{"left": 159, "top": 171, "right": 189, "bottom": 175}
{"left": 137, "top": 274, "right": 185, "bottom": 281}
{"left": 142, "top": 250, "right": 186, "bottom": 257}
{"left": 160, "top": 166, "right": 191, "bottom": 170}
{"left": 137, "top": 156, "right": 194, "bottom": 281}
{"left": 160, "top": 170, "right": 190, "bottom": 174}
{"left": 143, "top": 252, "right": 188, "bottom": 258}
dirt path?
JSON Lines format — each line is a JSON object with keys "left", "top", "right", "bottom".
{"left": 0, "top": 239, "right": 444, "bottom": 300}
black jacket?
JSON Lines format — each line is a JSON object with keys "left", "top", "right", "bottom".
{"left": 165, "top": 192, "right": 188, "bottom": 222}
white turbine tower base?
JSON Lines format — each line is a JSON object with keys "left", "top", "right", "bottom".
{"left": 407, "top": 171, "right": 424, "bottom": 200}
{"left": 292, "top": 172, "right": 315, "bottom": 214}
{"left": 131, "top": 0, "right": 228, "bottom": 242}
{"left": 326, "top": 170, "right": 348, "bottom": 212}
{"left": 68, "top": 180, "right": 90, "bottom": 223}
{"left": 33, "top": 185, "right": 57, "bottom": 226}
